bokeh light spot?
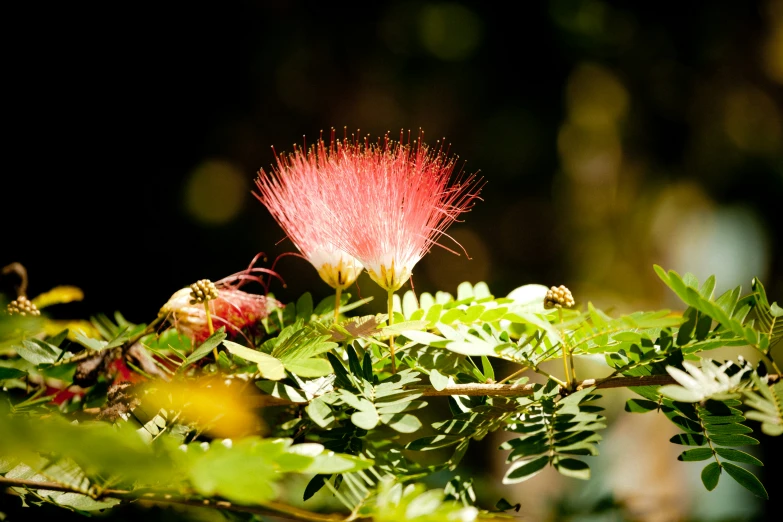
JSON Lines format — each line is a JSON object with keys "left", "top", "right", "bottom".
{"left": 418, "top": 3, "right": 483, "bottom": 61}
{"left": 558, "top": 123, "right": 622, "bottom": 185}
{"left": 722, "top": 84, "right": 782, "bottom": 155}
{"left": 762, "top": 0, "right": 783, "bottom": 84}
{"left": 184, "top": 160, "right": 247, "bottom": 225}
{"left": 566, "top": 63, "right": 629, "bottom": 128}
{"left": 651, "top": 184, "right": 770, "bottom": 297}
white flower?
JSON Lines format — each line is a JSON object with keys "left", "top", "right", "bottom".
{"left": 658, "top": 358, "right": 751, "bottom": 403}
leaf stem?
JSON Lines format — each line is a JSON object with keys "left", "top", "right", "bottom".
{"left": 497, "top": 367, "right": 529, "bottom": 384}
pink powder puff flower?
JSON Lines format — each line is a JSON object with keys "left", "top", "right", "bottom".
{"left": 254, "top": 142, "right": 364, "bottom": 290}
{"left": 324, "top": 130, "right": 483, "bottom": 292}
{"left": 160, "top": 256, "right": 282, "bottom": 345}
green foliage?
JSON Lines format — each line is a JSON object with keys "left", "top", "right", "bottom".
{"left": 500, "top": 386, "right": 605, "bottom": 483}
{"left": 367, "top": 478, "right": 478, "bottom": 522}
{"left": 321, "top": 345, "right": 426, "bottom": 433}
{"left": 1, "top": 266, "right": 781, "bottom": 520}
{"left": 0, "top": 405, "right": 371, "bottom": 507}
{"left": 743, "top": 372, "right": 783, "bottom": 436}
{"left": 634, "top": 391, "right": 767, "bottom": 499}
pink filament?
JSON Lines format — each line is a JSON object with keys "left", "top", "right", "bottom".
{"left": 255, "top": 129, "right": 483, "bottom": 280}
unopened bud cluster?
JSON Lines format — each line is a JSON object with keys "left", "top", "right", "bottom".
{"left": 189, "top": 279, "right": 219, "bottom": 305}
{"left": 544, "top": 285, "right": 575, "bottom": 309}
{"left": 6, "top": 296, "right": 41, "bottom": 316}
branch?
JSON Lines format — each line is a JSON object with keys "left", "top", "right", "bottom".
{"left": 0, "top": 477, "right": 356, "bottom": 522}
{"left": 412, "top": 374, "right": 780, "bottom": 397}
{"left": 249, "top": 374, "right": 781, "bottom": 406}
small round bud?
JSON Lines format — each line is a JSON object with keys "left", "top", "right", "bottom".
{"left": 6, "top": 295, "right": 41, "bottom": 316}
{"left": 544, "top": 285, "right": 575, "bottom": 309}
{"left": 189, "top": 279, "right": 219, "bottom": 304}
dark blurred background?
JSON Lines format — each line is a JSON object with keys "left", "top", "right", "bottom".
{"left": 3, "top": 0, "right": 782, "bottom": 519}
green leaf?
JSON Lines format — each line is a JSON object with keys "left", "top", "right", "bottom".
{"left": 16, "top": 339, "right": 62, "bottom": 365}
{"left": 658, "top": 385, "right": 702, "bottom": 403}
{"left": 296, "top": 293, "right": 313, "bottom": 322}
{"left": 678, "top": 448, "right": 713, "bottom": 461}
{"left": 376, "top": 399, "right": 426, "bottom": 415}
{"left": 303, "top": 474, "right": 329, "bottom": 501}
{"left": 284, "top": 358, "right": 333, "bottom": 378}
{"left": 705, "top": 423, "right": 753, "bottom": 435}
{"left": 398, "top": 291, "right": 416, "bottom": 319}
{"left": 457, "top": 282, "right": 475, "bottom": 301}
{"left": 553, "top": 457, "right": 590, "bottom": 480}
{"left": 307, "top": 397, "right": 334, "bottom": 428}
{"left": 440, "top": 308, "right": 466, "bottom": 324}
{"left": 702, "top": 415, "right": 746, "bottom": 425}
{"left": 722, "top": 462, "right": 768, "bottom": 499}
{"left": 444, "top": 340, "right": 496, "bottom": 357}
{"left": 670, "top": 415, "right": 702, "bottom": 434}
{"left": 709, "top": 434, "right": 759, "bottom": 446}
{"left": 326, "top": 352, "right": 353, "bottom": 389}
{"left": 382, "top": 413, "right": 422, "bottom": 433}
{"left": 362, "top": 351, "right": 373, "bottom": 382}
{"left": 714, "top": 448, "right": 763, "bottom": 466}
{"left": 406, "top": 435, "right": 461, "bottom": 451}
{"left": 403, "top": 330, "right": 448, "bottom": 346}
{"left": 223, "top": 340, "right": 285, "bottom": 379}
{"left": 180, "top": 328, "right": 227, "bottom": 370}
{"left": 480, "top": 307, "right": 508, "bottom": 322}
{"left": 381, "top": 320, "right": 428, "bottom": 335}
{"left": 701, "top": 462, "right": 721, "bottom": 491}
{"left": 481, "top": 356, "right": 495, "bottom": 381}
{"left": 670, "top": 433, "right": 708, "bottom": 446}
{"left": 73, "top": 332, "right": 107, "bottom": 351}
{"left": 506, "top": 284, "right": 549, "bottom": 312}
{"left": 0, "top": 367, "right": 27, "bottom": 380}
{"left": 430, "top": 369, "right": 450, "bottom": 391}
{"left": 495, "top": 498, "right": 519, "bottom": 512}
{"left": 187, "top": 439, "right": 279, "bottom": 504}
{"left": 55, "top": 493, "right": 121, "bottom": 511}
{"left": 47, "top": 329, "right": 69, "bottom": 347}
{"left": 256, "top": 381, "right": 307, "bottom": 403}
{"left": 256, "top": 356, "right": 286, "bottom": 380}
{"left": 503, "top": 455, "right": 549, "bottom": 484}
{"left": 304, "top": 452, "right": 373, "bottom": 474}
{"left": 625, "top": 399, "right": 659, "bottom": 413}
{"left": 351, "top": 408, "right": 380, "bottom": 430}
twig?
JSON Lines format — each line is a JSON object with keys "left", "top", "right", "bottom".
{"left": 0, "top": 477, "right": 356, "bottom": 522}
{"left": 248, "top": 374, "right": 781, "bottom": 405}
{"left": 415, "top": 374, "right": 782, "bottom": 396}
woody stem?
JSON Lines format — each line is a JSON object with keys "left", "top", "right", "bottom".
{"left": 387, "top": 289, "right": 396, "bottom": 374}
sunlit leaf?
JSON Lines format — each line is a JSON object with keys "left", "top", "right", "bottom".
{"left": 140, "top": 378, "right": 265, "bottom": 438}
{"left": 503, "top": 455, "right": 549, "bottom": 484}
{"left": 31, "top": 286, "right": 84, "bottom": 309}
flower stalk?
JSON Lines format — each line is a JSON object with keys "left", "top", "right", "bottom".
{"left": 387, "top": 289, "right": 396, "bottom": 374}
{"left": 334, "top": 287, "right": 342, "bottom": 324}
